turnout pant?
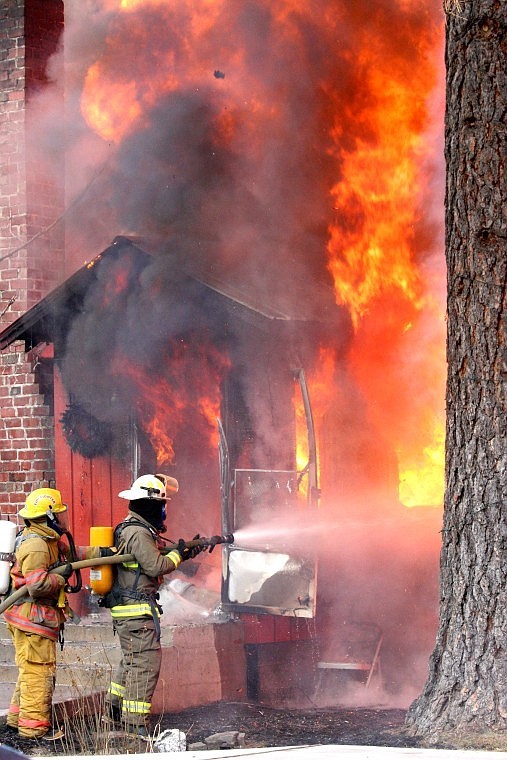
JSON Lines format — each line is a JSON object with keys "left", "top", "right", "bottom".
{"left": 7, "top": 624, "right": 56, "bottom": 738}
{"left": 106, "top": 616, "right": 161, "bottom": 727}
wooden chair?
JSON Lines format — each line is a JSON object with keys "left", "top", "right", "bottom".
{"left": 315, "top": 621, "right": 383, "bottom": 694}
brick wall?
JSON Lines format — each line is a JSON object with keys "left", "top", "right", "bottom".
{"left": 0, "top": 347, "right": 54, "bottom": 517}
{"left": 0, "top": 0, "right": 64, "bottom": 517}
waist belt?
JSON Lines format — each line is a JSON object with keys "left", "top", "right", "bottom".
{"left": 112, "top": 587, "right": 163, "bottom": 640}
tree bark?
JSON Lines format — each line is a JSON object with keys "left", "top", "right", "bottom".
{"left": 405, "top": 0, "right": 506, "bottom": 739}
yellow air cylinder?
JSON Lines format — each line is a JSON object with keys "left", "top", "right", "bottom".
{"left": 89, "top": 526, "right": 114, "bottom": 596}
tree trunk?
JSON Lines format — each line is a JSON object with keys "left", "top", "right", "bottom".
{"left": 405, "top": 0, "right": 506, "bottom": 740}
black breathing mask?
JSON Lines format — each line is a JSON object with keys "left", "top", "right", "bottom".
{"left": 130, "top": 498, "right": 166, "bottom": 531}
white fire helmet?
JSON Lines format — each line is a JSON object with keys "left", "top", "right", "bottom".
{"left": 118, "top": 474, "right": 179, "bottom": 502}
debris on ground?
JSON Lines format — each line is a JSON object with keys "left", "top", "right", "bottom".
{"left": 189, "top": 729, "right": 246, "bottom": 751}
{"left": 0, "top": 701, "right": 424, "bottom": 756}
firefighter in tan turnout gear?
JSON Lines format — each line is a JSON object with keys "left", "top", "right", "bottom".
{"left": 4, "top": 488, "right": 114, "bottom": 741}
{"left": 103, "top": 473, "right": 204, "bottom": 739}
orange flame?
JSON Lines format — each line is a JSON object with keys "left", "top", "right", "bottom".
{"left": 81, "top": 66, "right": 143, "bottom": 143}
{"left": 144, "top": 415, "right": 176, "bottom": 465}
{"left": 398, "top": 418, "right": 444, "bottom": 507}
{"left": 115, "top": 338, "right": 230, "bottom": 466}
{"left": 326, "top": 22, "right": 445, "bottom": 508}
{"left": 327, "top": 45, "right": 432, "bottom": 326}
{"left": 80, "top": 1, "right": 224, "bottom": 143}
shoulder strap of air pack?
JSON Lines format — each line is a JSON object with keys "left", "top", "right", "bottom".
{"left": 114, "top": 518, "right": 156, "bottom": 547}
{"left": 113, "top": 518, "right": 155, "bottom": 591}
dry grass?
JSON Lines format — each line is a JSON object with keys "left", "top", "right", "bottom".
{"left": 52, "top": 639, "right": 165, "bottom": 754}
{"left": 428, "top": 730, "right": 507, "bottom": 752}
{"left": 443, "top": 0, "right": 467, "bottom": 16}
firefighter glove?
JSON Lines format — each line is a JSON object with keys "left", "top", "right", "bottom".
{"left": 99, "top": 547, "right": 117, "bottom": 557}
{"left": 176, "top": 538, "right": 189, "bottom": 560}
{"left": 177, "top": 536, "right": 204, "bottom": 561}
{"left": 188, "top": 534, "right": 206, "bottom": 558}
{"left": 58, "top": 562, "right": 74, "bottom": 579}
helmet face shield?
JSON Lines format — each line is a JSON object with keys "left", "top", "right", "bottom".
{"left": 49, "top": 507, "right": 70, "bottom": 532}
{"left": 155, "top": 474, "right": 179, "bottom": 497}
{"left": 45, "top": 509, "right": 67, "bottom": 535}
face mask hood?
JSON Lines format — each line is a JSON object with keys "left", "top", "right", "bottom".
{"left": 129, "top": 498, "right": 166, "bottom": 531}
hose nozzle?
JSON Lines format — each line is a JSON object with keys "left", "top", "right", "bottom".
{"left": 202, "top": 533, "right": 234, "bottom": 548}
{"left": 177, "top": 533, "right": 235, "bottom": 551}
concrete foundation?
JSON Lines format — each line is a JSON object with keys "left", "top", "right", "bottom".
{"left": 1, "top": 615, "right": 320, "bottom": 717}
{"left": 0, "top": 617, "right": 247, "bottom": 717}
{"left": 152, "top": 620, "right": 247, "bottom": 713}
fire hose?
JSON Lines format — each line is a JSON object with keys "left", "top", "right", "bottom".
{"left": 0, "top": 533, "right": 234, "bottom": 615}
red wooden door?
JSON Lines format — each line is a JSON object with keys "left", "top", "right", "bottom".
{"left": 54, "top": 365, "right": 131, "bottom": 613}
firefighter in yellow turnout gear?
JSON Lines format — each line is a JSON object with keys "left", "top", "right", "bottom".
{"left": 104, "top": 474, "right": 205, "bottom": 740}
{"left": 4, "top": 488, "right": 113, "bottom": 741}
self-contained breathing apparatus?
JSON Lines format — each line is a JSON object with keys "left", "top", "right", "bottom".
{"left": 96, "top": 474, "right": 177, "bottom": 638}
{"left": 97, "top": 517, "right": 165, "bottom": 639}
{"left": 0, "top": 520, "right": 16, "bottom": 595}
{"left": 0, "top": 515, "right": 81, "bottom": 597}
{"left": 2, "top": 494, "right": 83, "bottom": 650}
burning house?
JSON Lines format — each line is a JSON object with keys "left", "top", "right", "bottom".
{"left": 1, "top": 0, "right": 446, "bottom": 710}
{"left": 0, "top": 231, "right": 347, "bottom": 703}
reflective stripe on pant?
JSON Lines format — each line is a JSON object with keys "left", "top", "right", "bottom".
{"left": 7, "top": 624, "right": 55, "bottom": 737}
{"left": 107, "top": 681, "right": 125, "bottom": 700}
{"left": 106, "top": 617, "right": 161, "bottom": 727}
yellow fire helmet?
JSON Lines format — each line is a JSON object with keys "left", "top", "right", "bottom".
{"left": 19, "top": 488, "right": 67, "bottom": 519}
{"left": 118, "top": 474, "right": 179, "bottom": 502}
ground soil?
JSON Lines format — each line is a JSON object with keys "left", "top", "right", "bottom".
{"left": 0, "top": 701, "right": 437, "bottom": 756}
{"left": 160, "top": 701, "right": 420, "bottom": 749}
